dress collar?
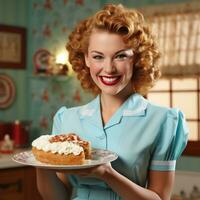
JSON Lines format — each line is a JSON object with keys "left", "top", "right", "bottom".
{"left": 79, "top": 93, "right": 148, "bottom": 129}
{"left": 122, "top": 93, "right": 148, "bottom": 117}
{"left": 79, "top": 96, "right": 103, "bottom": 128}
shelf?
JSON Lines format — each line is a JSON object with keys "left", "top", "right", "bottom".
{"left": 29, "top": 74, "right": 72, "bottom": 81}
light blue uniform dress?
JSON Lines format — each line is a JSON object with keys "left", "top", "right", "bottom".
{"left": 52, "top": 93, "right": 189, "bottom": 200}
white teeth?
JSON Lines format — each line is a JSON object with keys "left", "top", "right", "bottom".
{"left": 101, "top": 77, "right": 118, "bottom": 82}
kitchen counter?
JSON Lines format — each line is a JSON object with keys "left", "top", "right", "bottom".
{"left": 0, "top": 148, "right": 30, "bottom": 169}
{"left": 0, "top": 151, "right": 43, "bottom": 200}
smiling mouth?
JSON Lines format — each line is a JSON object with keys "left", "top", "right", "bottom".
{"left": 99, "top": 76, "right": 121, "bottom": 86}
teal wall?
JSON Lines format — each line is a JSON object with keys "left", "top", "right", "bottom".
{"left": 177, "top": 156, "right": 200, "bottom": 172}
{"left": 0, "top": 0, "right": 29, "bottom": 121}
{"left": 0, "top": 0, "right": 199, "bottom": 172}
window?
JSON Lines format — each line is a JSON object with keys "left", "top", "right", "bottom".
{"left": 148, "top": 78, "right": 200, "bottom": 156}
{"left": 140, "top": 2, "right": 200, "bottom": 156}
{"left": 150, "top": 12, "right": 200, "bottom": 75}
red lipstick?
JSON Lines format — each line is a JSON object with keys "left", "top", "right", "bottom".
{"left": 99, "top": 76, "right": 121, "bottom": 86}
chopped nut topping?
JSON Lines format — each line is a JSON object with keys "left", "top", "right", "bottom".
{"left": 49, "top": 133, "right": 88, "bottom": 145}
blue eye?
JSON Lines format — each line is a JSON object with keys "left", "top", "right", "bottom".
{"left": 115, "top": 54, "right": 128, "bottom": 60}
{"left": 93, "top": 55, "right": 104, "bottom": 60}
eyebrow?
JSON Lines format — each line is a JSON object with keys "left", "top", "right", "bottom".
{"left": 91, "top": 49, "right": 131, "bottom": 55}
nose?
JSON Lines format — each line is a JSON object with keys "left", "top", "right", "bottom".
{"left": 103, "top": 58, "right": 116, "bottom": 73}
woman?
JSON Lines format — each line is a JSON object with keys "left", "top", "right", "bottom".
{"left": 36, "top": 4, "right": 188, "bottom": 200}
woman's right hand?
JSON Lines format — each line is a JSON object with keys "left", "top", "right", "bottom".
{"left": 53, "top": 162, "right": 113, "bottom": 179}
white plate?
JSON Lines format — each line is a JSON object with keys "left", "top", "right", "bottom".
{"left": 12, "top": 149, "right": 118, "bottom": 169}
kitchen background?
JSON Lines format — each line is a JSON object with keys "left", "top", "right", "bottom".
{"left": 0, "top": 0, "right": 200, "bottom": 199}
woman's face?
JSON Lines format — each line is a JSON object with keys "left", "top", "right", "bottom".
{"left": 85, "top": 30, "right": 134, "bottom": 97}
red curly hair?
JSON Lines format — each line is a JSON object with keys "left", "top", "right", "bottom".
{"left": 66, "top": 4, "right": 161, "bottom": 95}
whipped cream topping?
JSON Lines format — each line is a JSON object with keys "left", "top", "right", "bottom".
{"left": 32, "top": 135, "right": 83, "bottom": 155}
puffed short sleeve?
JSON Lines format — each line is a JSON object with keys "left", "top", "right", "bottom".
{"left": 51, "top": 106, "right": 67, "bottom": 134}
{"left": 150, "top": 109, "right": 189, "bottom": 171}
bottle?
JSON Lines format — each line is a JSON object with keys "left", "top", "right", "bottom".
{"left": 13, "top": 120, "right": 30, "bottom": 148}
{"left": 13, "top": 120, "right": 21, "bottom": 148}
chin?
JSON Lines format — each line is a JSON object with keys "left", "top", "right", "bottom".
{"left": 100, "top": 88, "right": 123, "bottom": 96}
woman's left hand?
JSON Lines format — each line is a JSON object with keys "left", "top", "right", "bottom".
{"left": 54, "top": 162, "right": 113, "bottom": 179}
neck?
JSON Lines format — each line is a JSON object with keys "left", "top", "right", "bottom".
{"left": 100, "top": 94, "right": 125, "bottom": 112}
{"left": 100, "top": 92, "right": 133, "bottom": 126}
{"left": 100, "top": 88, "right": 134, "bottom": 114}
{"left": 99, "top": 82, "right": 134, "bottom": 125}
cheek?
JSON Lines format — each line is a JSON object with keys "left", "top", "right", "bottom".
{"left": 89, "top": 63, "right": 101, "bottom": 74}
{"left": 118, "top": 63, "right": 133, "bottom": 75}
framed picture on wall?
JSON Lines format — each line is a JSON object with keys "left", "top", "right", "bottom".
{"left": 0, "top": 25, "right": 26, "bottom": 69}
